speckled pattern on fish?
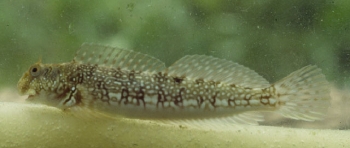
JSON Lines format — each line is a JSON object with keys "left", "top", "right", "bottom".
{"left": 17, "top": 43, "right": 330, "bottom": 126}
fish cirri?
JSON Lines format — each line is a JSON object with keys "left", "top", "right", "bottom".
{"left": 17, "top": 43, "right": 330, "bottom": 127}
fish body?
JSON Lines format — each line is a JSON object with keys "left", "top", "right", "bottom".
{"left": 17, "top": 43, "right": 330, "bottom": 126}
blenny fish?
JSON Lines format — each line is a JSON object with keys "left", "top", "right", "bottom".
{"left": 17, "top": 43, "right": 330, "bottom": 126}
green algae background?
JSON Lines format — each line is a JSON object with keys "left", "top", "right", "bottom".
{"left": 1, "top": 0, "right": 349, "bottom": 88}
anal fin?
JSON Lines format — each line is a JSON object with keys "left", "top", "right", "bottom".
{"left": 65, "top": 105, "right": 119, "bottom": 121}
{"left": 158, "top": 112, "right": 264, "bottom": 131}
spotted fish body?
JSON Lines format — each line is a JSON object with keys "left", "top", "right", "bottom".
{"left": 17, "top": 43, "right": 330, "bottom": 126}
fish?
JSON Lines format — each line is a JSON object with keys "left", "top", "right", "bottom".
{"left": 17, "top": 43, "right": 330, "bottom": 127}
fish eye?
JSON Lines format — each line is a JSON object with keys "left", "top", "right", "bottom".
{"left": 30, "top": 65, "right": 41, "bottom": 77}
{"left": 32, "top": 67, "right": 38, "bottom": 72}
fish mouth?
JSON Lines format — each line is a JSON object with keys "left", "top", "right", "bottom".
{"left": 27, "top": 94, "right": 37, "bottom": 101}
{"left": 20, "top": 88, "right": 38, "bottom": 101}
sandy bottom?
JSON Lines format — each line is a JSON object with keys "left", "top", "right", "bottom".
{"left": 0, "top": 87, "right": 350, "bottom": 147}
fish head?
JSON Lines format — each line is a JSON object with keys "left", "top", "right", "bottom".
{"left": 17, "top": 62, "right": 69, "bottom": 108}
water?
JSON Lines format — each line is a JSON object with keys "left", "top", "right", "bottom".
{"left": 1, "top": 0, "right": 349, "bottom": 147}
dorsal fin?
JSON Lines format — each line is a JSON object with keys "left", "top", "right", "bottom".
{"left": 73, "top": 43, "right": 166, "bottom": 73}
{"left": 167, "top": 55, "right": 270, "bottom": 88}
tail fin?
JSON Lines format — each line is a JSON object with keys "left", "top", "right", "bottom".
{"left": 274, "top": 65, "right": 330, "bottom": 121}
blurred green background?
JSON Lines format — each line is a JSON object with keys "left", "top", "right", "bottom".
{"left": 1, "top": 0, "right": 349, "bottom": 89}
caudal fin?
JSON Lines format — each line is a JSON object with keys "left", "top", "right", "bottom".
{"left": 274, "top": 65, "right": 330, "bottom": 121}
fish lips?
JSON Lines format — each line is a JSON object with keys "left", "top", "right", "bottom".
{"left": 26, "top": 95, "right": 36, "bottom": 101}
